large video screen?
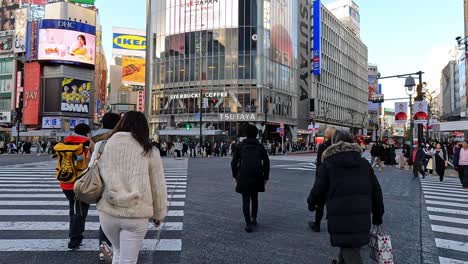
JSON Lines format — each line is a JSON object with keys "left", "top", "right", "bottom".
{"left": 37, "top": 19, "right": 96, "bottom": 65}
{"left": 165, "top": 0, "right": 239, "bottom": 36}
{"left": 61, "top": 78, "right": 91, "bottom": 114}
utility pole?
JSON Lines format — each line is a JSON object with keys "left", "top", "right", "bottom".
{"left": 199, "top": 88, "right": 203, "bottom": 148}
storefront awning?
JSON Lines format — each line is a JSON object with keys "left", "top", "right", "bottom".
{"left": 156, "top": 129, "right": 224, "bottom": 136}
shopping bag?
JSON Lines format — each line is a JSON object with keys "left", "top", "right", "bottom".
{"left": 369, "top": 225, "right": 394, "bottom": 264}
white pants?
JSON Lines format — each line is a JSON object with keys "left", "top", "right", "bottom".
{"left": 99, "top": 212, "right": 149, "bottom": 264}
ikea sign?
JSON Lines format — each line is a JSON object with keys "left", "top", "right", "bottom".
{"left": 113, "top": 34, "right": 146, "bottom": 51}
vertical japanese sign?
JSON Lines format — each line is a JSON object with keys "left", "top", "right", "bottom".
{"left": 394, "top": 102, "right": 408, "bottom": 125}
{"left": 312, "top": 0, "right": 321, "bottom": 75}
{"left": 14, "top": 8, "right": 27, "bottom": 53}
{"left": 137, "top": 90, "right": 145, "bottom": 112}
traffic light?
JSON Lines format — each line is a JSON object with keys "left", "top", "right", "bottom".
{"left": 185, "top": 123, "right": 191, "bottom": 130}
{"left": 16, "top": 92, "right": 24, "bottom": 124}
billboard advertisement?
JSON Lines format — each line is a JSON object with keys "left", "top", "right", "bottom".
{"left": 61, "top": 78, "right": 91, "bottom": 114}
{"left": 313, "top": 0, "right": 321, "bottom": 75}
{"left": 14, "top": 8, "right": 27, "bottom": 53}
{"left": 112, "top": 27, "right": 146, "bottom": 57}
{"left": 37, "top": 19, "right": 96, "bottom": 65}
{"left": 122, "top": 57, "right": 145, "bottom": 85}
{"left": 412, "top": 100, "right": 428, "bottom": 124}
{"left": 394, "top": 102, "right": 408, "bottom": 125}
{"left": 0, "top": 0, "right": 20, "bottom": 31}
{"left": 23, "top": 62, "right": 41, "bottom": 125}
{"left": 268, "top": 0, "right": 294, "bottom": 67}
{"left": 368, "top": 76, "right": 380, "bottom": 112}
{"left": 165, "top": 0, "right": 239, "bottom": 36}
{"left": 0, "top": 30, "right": 14, "bottom": 56}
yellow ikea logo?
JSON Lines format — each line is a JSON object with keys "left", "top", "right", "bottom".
{"left": 113, "top": 34, "right": 147, "bottom": 50}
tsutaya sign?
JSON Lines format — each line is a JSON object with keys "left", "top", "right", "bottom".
{"left": 219, "top": 113, "right": 257, "bottom": 121}
{"left": 169, "top": 92, "right": 228, "bottom": 100}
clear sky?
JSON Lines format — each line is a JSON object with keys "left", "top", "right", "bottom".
{"left": 96, "top": 0, "right": 464, "bottom": 108}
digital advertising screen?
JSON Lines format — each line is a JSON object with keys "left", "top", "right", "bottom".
{"left": 121, "top": 57, "right": 146, "bottom": 85}
{"left": 61, "top": 78, "right": 91, "bottom": 114}
{"left": 37, "top": 19, "right": 96, "bottom": 65}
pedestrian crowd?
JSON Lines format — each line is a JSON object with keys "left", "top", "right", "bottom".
{"left": 0, "top": 140, "right": 57, "bottom": 154}
{"left": 52, "top": 111, "right": 167, "bottom": 264}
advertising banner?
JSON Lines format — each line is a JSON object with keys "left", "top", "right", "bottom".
{"left": 137, "top": 90, "right": 144, "bottom": 112}
{"left": 0, "top": 78, "right": 13, "bottom": 93}
{"left": 165, "top": 0, "right": 239, "bottom": 36}
{"left": 122, "top": 57, "right": 146, "bottom": 85}
{"left": 394, "top": 102, "right": 408, "bottom": 125}
{"left": 268, "top": 0, "right": 293, "bottom": 67}
{"left": 61, "top": 78, "right": 91, "bottom": 114}
{"left": 26, "top": 20, "right": 38, "bottom": 60}
{"left": 412, "top": 100, "right": 428, "bottom": 124}
{"left": 0, "top": 30, "right": 14, "bottom": 56}
{"left": 37, "top": 19, "right": 96, "bottom": 65}
{"left": 313, "top": 0, "right": 321, "bottom": 75}
{"left": 112, "top": 27, "right": 146, "bottom": 57}
{"left": 14, "top": 8, "right": 27, "bottom": 53}
{"left": 0, "top": 0, "right": 20, "bottom": 31}
{"left": 23, "top": 62, "right": 41, "bottom": 125}
{"left": 42, "top": 116, "right": 62, "bottom": 129}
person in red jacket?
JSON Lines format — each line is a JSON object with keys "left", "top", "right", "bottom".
{"left": 61, "top": 124, "right": 92, "bottom": 250}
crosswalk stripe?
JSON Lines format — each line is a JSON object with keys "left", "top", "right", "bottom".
{"left": 0, "top": 194, "right": 187, "bottom": 199}
{"left": 426, "top": 200, "right": 468, "bottom": 208}
{"left": 0, "top": 221, "right": 183, "bottom": 231}
{"left": 0, "top": 209, "right": 184, "bottom": 216}
{"left": 0, "top": 239, "right": 182, "bottom": 251}
{"left": 432, "top": 225, "right": 468, "bottom": 236}
{"left": 427, "top": 207, "right": 468, "bottom": 216}
{"left": 439, "top": 257, "right": 468, "bottom": 264}
{"left": 0, "top": 200, "right": 185, "bottom": 206}
{"left": 421, "top": 182, "right": 462, "bottom": 188}
{"left": 0, "top": 184, "right": 59, "bottom": 187}
{"left": 0, "top": 189, "right": 186, "bottom": 193}
{"left": 425, "top": 195, "right": 468, "bottom": 203}
{"left": 436, "top": 238, "right": 468, "bottom": 253}
{"left": 430, "top": 215, "right": 468, "bottom": 225}
{"left": 422, "top": 187, "right": 468, "bottom": 195}
{"left": 423, "top": 191, "right": 468, "bottom": 198}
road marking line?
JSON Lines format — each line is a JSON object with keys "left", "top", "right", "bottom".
{"left": 0, "top": 209, "right": 184, "bottom": 216}
{"left": 427, "top": 207, "right": 468, "bottom": 216}
{"left": 429, "top": 215, "right": 468, "bottom": 225}
{"left": 0, "top": 221, "right": 183, "bottom": 231}
{"left": 432, "top": 225, "right": 468, "bottom": 236}
{"left": 0, "top": 239, "right": 182, "bottom": 251}
{"left": 423, "top": 191, "right": 468, "bottom": 198}
{"left": 435, "top": 238, "right": 468, "bottom": 252}
{"left": 424, "top": 195, "right": 468, "bottom": 203}
{"left": 283, "top": 168, "right": 314, "bottom": 171}
{"left": 421, "top": 182, "right": 462, "bottom": 188}
{"left": 425, "top": 200, "right": 468, "bottom": 208}
{"left": 0, "top": 200, "right": 185, "bottom": 206}
{"left": 422, "top": 187, "right": 468, "bottom": 194}
{"left": 439, "top": 257, "right": 468, "bottom": 264}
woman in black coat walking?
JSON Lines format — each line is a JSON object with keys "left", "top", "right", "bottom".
{"left": 231, "top": 124, "right": 270, "bottom": 233}
{"left": 434, "top": 143, "right": 448, "bottom": 182}
{"left": 308, "top": 130, "right": 384, "bottom": 264}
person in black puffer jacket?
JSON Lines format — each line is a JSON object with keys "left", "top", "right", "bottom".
{"left": 231, "top": 124, "right": 270, "bottom": 233}
{"left": 308, "top": 130, "right": 384, "bottom": 264}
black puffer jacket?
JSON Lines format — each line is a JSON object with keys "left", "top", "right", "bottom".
{"left": 308, "top": 142, "right": 384, "bottom": 248}
{"left": 231, "top": 138, "right": 270, "bottom": 193}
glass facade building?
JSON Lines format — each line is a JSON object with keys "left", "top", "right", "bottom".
{"left": 148, "top": 0, "right": 299, "bottom": 139}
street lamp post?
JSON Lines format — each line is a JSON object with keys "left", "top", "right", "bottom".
{"left": 405, "top": 76, "right": 416, "bottom": 159}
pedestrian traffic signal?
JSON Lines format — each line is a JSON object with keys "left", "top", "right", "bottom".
{"left": 185, "top": 123, "right": 191, "bottom": 130}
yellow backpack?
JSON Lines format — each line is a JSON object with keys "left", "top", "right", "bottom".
{"left": 54, "top": 143, "right": 86, "bottom": 184}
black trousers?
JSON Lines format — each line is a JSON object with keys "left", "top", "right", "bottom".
{"left": 413, "top": 162, "right": 425, "bottom": 178}
{"left": 459, "top": 165, "right": 468, "bottom": 187}
{"left": 315, "top": 204, "right": 324, "bottom": 224}
{"left": 63, "top": 190, "right": 90, "bottom": 243}
{"left": 242, "top": 192, "right": 258, "bottom": 225}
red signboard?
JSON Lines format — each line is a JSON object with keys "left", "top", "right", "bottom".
{"left": 137, "top": 91, "right": 144, "bottom": 112}
{"left": 23, "top": 62, "right": 41, "bottom": 125}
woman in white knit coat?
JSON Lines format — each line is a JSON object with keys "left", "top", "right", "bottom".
{"left": 90, "top": 111, "right": 167, "bottom": 264}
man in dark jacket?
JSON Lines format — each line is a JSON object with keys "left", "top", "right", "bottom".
{"left": 412, "top": 144, "right": 427, "bottom": 179}
{"left": 308, "top": 130, "right": 384, "bottom": 263}
{"left": 231, "top": 124, "right": 270, "bottom": 233}
{"left": 309, "top": 126, "right": 336, "bottom": 232}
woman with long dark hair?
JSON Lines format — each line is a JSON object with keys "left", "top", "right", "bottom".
{"left": 434, "top": 143, "right": 448, "bottom": 182}
{"left": 90, "top": 111, "right": 167, "bottom": 264}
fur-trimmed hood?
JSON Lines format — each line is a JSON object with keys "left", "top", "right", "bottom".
{"left": 322, "top": 141, "right": 363, "bottom": 163}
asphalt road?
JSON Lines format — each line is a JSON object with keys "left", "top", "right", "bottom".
{"left": 0, "top": 155, "right": 461, "bottom": 264}
{"left": 0, "top": 154, "right": 52, "bottom": 166}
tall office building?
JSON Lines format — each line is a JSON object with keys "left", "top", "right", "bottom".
{"left": 146, "top": 0, "right": 368, "bottom": 142}
{"left": 325, "top": 0, "right": 361, "bottom": 38}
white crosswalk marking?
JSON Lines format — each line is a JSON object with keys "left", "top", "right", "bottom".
{"left": 269, "top": 153, "right": 372, "bottom": 172}
{"left": 0, "top": 158, "right": 188, "bottom": 260}
{"left": 421, "top": 176, "right": 468, "bottom": 261}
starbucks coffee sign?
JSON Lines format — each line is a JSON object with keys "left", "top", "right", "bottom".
{"left": 219, "top": 113, "right": 257, "bottom": 121}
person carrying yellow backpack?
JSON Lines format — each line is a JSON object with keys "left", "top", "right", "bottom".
{"left": 54, "top": 123, "right": 92, "bottom": 250}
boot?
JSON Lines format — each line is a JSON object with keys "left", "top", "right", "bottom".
{"left": 308, "top": 221, "right": 320, "bottom": 232}
{"left": 245, "top": 224, "right": 253, "bottom": 233}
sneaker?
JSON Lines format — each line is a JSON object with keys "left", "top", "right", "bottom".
{"left": 245, "top": 224, "right": 253, "bottom": 233}
{"left": 68, "top": 240, "right": 85, "bottom": 251}
{"left": 99, "top": 253, "right": 105, "bottom": 261}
